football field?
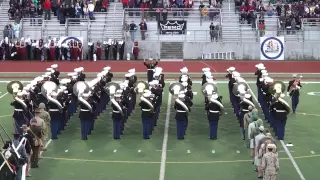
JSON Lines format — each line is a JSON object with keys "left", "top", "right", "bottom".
{"left": 0, "top": 72, "right": 319, "bottom": 180}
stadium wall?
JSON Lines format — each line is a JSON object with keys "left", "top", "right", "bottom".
{"left": 139, "top": 41, "right": 320, "bottom": 60}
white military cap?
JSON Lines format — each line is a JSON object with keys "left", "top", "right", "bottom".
{"left": 101, "top": 71, "right": 108, "bottom": 75}
{"left": 78, "top": 67, "right": 84, "bottom": 71}
{"left": 255, "top": 63, "right": 264, "bottom": 68}
{"left": 104, "top": 66, "right": 111, "bottom": 71}
{"left": 244, "top": 94, "right": 251, "bottom": 99}
{"left": 178, "top": 94, "right": 185, "bottom": 98}
{"left": 114, "top": 94, "right": 121, "bottom": 98}
{"left": 143, "top": 92, "right": 152, "bottom": 98}
{"left": 182, "top": 82, "right": 188, "bottom": 87}
{"left": 50, "top": 70, "right": 55, "bottom": 73}
{"left": 17, "top": 91, "right": 23, "bottom": 96}
{"left": 202, "top": 67, "right": 210, "bottom": 73}
{"left": 72, "top": 76, "right": 77, "bottom": 79}
{"left": 292, "top": 74, "right": 297, "bottom": 77}
{"left": 51, "top": 64, "right": 58, "bottom": 68}
{"left": 74, "top": 68, "right": 80, "bottom": 72}
{"left": 125, "top": 73, "right": 132, "bottom": 77}
{"left": 180, "top": 67, "right": 188, "bottom": 73}
{"left": 155, "top": 67, "right": 163, "bottom": 73}
{"left": 51, "top": 91, "right": 58, "bottom": 96}
{"left": 59, "top": 86, "right": 67, "bottom": 91}
{"left": 35, "top": 77, "right": 44, "bottom": 81}
{"left": 128, "top": 68, "right": 135, "bottom": 73}
{"left": 82, "top": 93, "right": 90, "bottom": 97}
{"left": 60, "top": 78, "right": 71, "bottom": 84}
{"left": 97, "top": 73, "right": 104, "bottom": 78}
{"left": 259, "top": 66, "right": 266, "bottom": 70}
{"left": 46, "top": 68, "right": 53, "bottom": 71}
{"left": 237, "top": 77, "right": 245, "bottom": 83}
{"left": 227, "top": 67, "right": 236, "bottom": 72}
{"left": 45, "top": 72, "right": 51, "bottom": 76}
{"left": 211, "top": 93, "right": 218, "bottom": 100}
{"left": 258, "top": 126, "right": 264, "bottom": 131}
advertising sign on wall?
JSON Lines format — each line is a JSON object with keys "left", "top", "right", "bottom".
{"left": 58, "top": 36, "right": 84, "bottom": 46}
{"left": 260, "top": 36, "right": 284, "bottom": 60}
{"left": 158, "top": 20, "right": 187, "bottom": 34}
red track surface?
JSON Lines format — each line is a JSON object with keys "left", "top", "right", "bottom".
{"left": 0, "top": 61, "right": 319, "bottom": 73}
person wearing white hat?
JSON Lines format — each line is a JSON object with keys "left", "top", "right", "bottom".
{"left": 128, "top": 68, "right": 135, "bottom": 73}
{"left": 205, "top": 93, "right": 223, "bottom": 140}
{"left": 179, "top": 73, "right": 193, "bottom": 87}
{"left": 153, "top": 67, "right": 165, "bottom": 88}
{"left": 173, "top": 91, "right": 191, "bottom": 140}
{"left": 287, "top": 74, "right": 302, "bottom": 113}
{"left": 111, "top": 92, "right": 124, "bottom": 139}
{"left": 254, "top": 125, "right": 266, "bottom": 178}
{"left": 78, "top": 92, "right": 94, "bottom": 140}
{"left": 11, "top": 91, "right": 28, "bottom": 134}
{"left": 144, "top": 58, "right": 159, "bottom": 82}
{"left": 139, "top": 91, "right": 154, "bottom": 139}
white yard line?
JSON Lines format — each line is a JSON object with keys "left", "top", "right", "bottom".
{"left": 245, "top": 81, "right": 306, "bottom": 180}
{"left": 0, "top": 92, "right": 8, "bottom": 99}
{"left": 40, "top": 139, "right": 52, "bottom": 156}
{"left": 0, "top": 114, "right": 12, "bottom": 118}
{"left": 159, "top": 93, "right": 172, "bottom": 180}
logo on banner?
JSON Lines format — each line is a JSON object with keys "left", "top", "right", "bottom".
{"left": 260, "top": 37, "right": 284, "bottom": 60}
{"left": 58, "top": 36, "right": 83, "bottom": 46}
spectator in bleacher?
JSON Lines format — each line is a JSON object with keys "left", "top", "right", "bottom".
{"left": 276, "top": 4, "right": 281, "bottom": 16}
{"left": 8, "top": 5, "right": 15, "bottom": 20}
{"left": 88, "top": 1, "right": 95, "bottom": 20}
{"left": 29, "top": 4, "right": 36, "bottom": 26}
{"left": 199, "top": 1, "right": 205, "bottom": 17}
{"left": 3, "top": 25, "right": 10, "bottom": 39}
{"left": 162, "top": 8, "right": 168, "bottom": 21}
{"left": 290, "top": 18, "right": 296, "bottom": 34}
{"left": 69, "top": 4, "right": 76, "bottom": 19}
{"left": 259, "top": 21, "right": 264, "bottom": 36}
{"left": 122, "top": 0, "right": 129, "bottom": 9}
{"left": 37, "top": 4, "right": 43, "bottom": 25}
{"left": 13, "top": 21, "right": 20, "bottom": 38}
{"left": 43, "top": 0, "right": 51, "bottom": 20}
{"left": 101, "top": 0, "right": 109, "bottom": 12}
{"left": 123, "top": 21, "right": 130, "bottom": 39}
{"left": 266, "top": 5, "right": 274, "bottom": 16}
{"left": 83, "top": 4, "right": 89, "bottom": 18}
{"left": 129, "top": 21, "right": 137, "bottom": 41}
{"left": 75, "top": 3, "right": 82, "bottom": 18}
{"left": 209, "top": 22, "right": 217, "bottom": 42}
{"left": 60, "top": 4, "right": 67, "bottom": 24}
{"left": 14, "top": 9, "right": 21, "bottom": 22}
{"left": 139, "top": 20, "right": 147, "bottom": 40}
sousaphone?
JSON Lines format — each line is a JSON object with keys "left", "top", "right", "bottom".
{"left": 134, "top": 81, "right": 149, "bottom": 94}
{"left": 232, "top": 82, "right": 248, "bottom": 96}
{"left": 269, "top": 81, "right": 286, "bottom": 96}
{"left": 73, "top": 81, "right": 90, "bottom": 97}
{"left": 169, "top": 82, "right": 185, "bottom": 95}
{"left": 201, "top": 83, "right": 218, "bottom": 96}
{"left": 105, "top": 82, "right": 120, "bottom": 96}
{"left": 41, "top": 81, "right": 58, "bottom": 97}
{"left": 7, "top": 81, "right": 23, "bottom": 95}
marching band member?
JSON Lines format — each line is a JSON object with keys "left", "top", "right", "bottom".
{"left": 287, "top": 74, "right": 302, "bottom": 113}
{"left": 179, "top": 67, "right": 193, "bottom": 86}
{"left": 205, "top": 93, "right": 223, "bottom": 140}
{"left": 11, "top": 91, "right": 28, "bottom": 134}
{"left": 111, "top": 92, "right": 125, "bottom": 139}
{"left": 153, "top": 67, "right": 165, "bottom": 88}
{"left": 139, "top": 91, "right": 154, "bottom": 139}
{"left": 202, "top": 68, "right": 211, "bottom": 85}
{"left": 270, "top": 93, "right": 290, "bottom": 140}
{"left": 144, "top": 58, "right": 158, "bottom": 82}
{"left": 75, "top": 67, "right": 86, "bottom": 81}
{"left": 79, "top": 92, "right": 95, "bottom": 140}
{"left": 226, "top": 67, "right": 235, "bottom": 102}
{"left": 150, "top": 80, "right": 163, "bottom": 127}
{"left": 128, "top": 69, "right": 137, "bottom": 109}
{"left": 174, "top": 92, "right": 191, "bottom": 140}
{"left": 47, "top": 91, "right": 62, "bottom": 140}
{"left": 10, "top": 41, "right": 18, "bottom": 60}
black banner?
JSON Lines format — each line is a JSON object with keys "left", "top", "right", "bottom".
{"left": 158, "top": 20, "right": 187, "bottom": 35}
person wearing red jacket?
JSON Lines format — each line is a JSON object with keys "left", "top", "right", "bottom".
{"left": 43, "top": 0, "right": 51, "bottom": 20}
{"left": 122, "top": 0, "right": 128, "bottom": 9}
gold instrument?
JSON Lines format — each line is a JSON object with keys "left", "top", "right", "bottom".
{"left": 7, "top": 81, "right": 23, "bottom": 95}
{"left": 73, "top": 81, "right": 92, "bottom": 112}
{"left": 269, "top": 81, "right": 291, "bottom": 114}
{"left": 168, "top": 82, "right": 185, "bottom": 96}
{"left": 232, "top": 82, "right": 248, "bottom": 97}
{"left": 288, "top": 75, "right": 303, "bottom": 95}
{"left": 105, "top": 82, "right": 120, "bottom": 97}
{"left": 41, "top": 81, "right": 63, "bottom": 111}
{"left": 134, "top": 81, "right": 149, "bottom": 94}
{"left": 201, "top": 83, "right": 218, "bottom": 97}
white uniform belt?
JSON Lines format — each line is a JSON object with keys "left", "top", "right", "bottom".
{"left": 177, "top": 110, "right": 186, "bottom": 113}
{"left": 113, "top": 110, "right": 120, "bottom": 113}
{"left": 37, "top": 92, "right": 42, "bottom": 94}
{"left": 242, "top": 109, "right": 249, "bottom": 112}
{"left": 209, "top": 110, "right": 219, "bottom": 113}
{"left": 147, "top": 69, "right": 153, "bottom": 71}
{"left": 275, "top": 109, "right": 286, "bottom": 112}
{"left": 68, "top": 93, "right": 72, "bottom": 95}
{"left": 49, "top": 109, "right": 59, "bottom": 111}
{"left": 81, "top": 109, "right": 90, "bottom": 111}
{"left": 142, "top": 109, "right": 151, "bottom": 111}
{"left": 15, "top": 109, "right": 23, "bottom": 111}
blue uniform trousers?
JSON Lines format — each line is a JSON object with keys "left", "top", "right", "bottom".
{"left": 291, "top": 95, "right": 299, "bottom": 113}
{"left": 88, "top": 119, "right": 94, "bottom": 134}
{"left": 209, "top": 120, "right": 219, "bottom": 139}
{"left": 142, "top": 117, "right": 150, "bottom": 139}
{"left": 50, "top": 119, "right": 59, "bottom": 139}
{"left": 80, "top": 119, "right": 89, "bottom": 139}
{"left": 149, "top": 114, "right": 154, "bottom": 135}
{"left": 14, "top": 117, "right": 24, "bottom": 134}
{"left": 257, "top": 86, "right": 262, "bottom": 104}
{"left": 68, "top": 103, "right": 73, "bottom": 118}
{"left": 176, "top": 120, "right": 185, "bottom": 139}
{"left": 240, "top": 111, "right": 246, "bottom": 139}
{"left": 277, "top": 119, "right": 287, "bottom": 140}
{"left": 228, "top": 86, "right": 233, "bottom": 105}
{"left": 113, "top": 119, "right": 121, "bottom": 139}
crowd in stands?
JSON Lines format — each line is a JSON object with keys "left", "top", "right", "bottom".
{"left": 7, "top": 0, "right": 109, "bottom": 25}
